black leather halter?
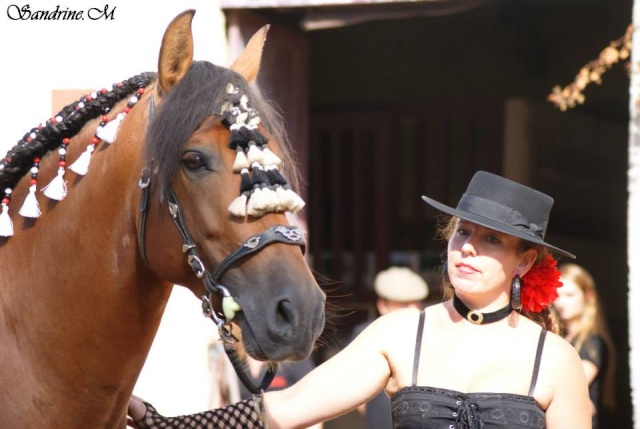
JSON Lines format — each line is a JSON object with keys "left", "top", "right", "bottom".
{"left": 137, "top": 171, "right": 307, "bottom": 393}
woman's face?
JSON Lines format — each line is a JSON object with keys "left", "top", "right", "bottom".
{"left": 554, "top": 278, "right": 586, "bottom": 321}
{"left": 447, "top": 220, "right": 534, "bottom": 298}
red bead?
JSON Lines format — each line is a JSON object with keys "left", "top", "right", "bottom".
{"left": 137, "top": 88, "right": 145, "bottom": 95}
{"left": 5, "top": 157, "right": 11, "bottom": 163}
{"left": 29, "top": 179, "right": 37, "bottom": 185}
{"left": 2, "top": 198, "right": 9, "bottom": 205}
{"left": 59, "top": 161, "right": 67, "bottom": 167}
{"left": 102, "top": 115, "right": 109, "bottom": 122}
{"left": 124, "top": 107, "right": 131, "bottom": 113}
{"left": 26, "top": 137, "right": 32, "bottom": 143}
{"left": 34, "top": 157, "right": 40, "bottom": 163}
{"left": 63, "top": 138, "right": 70, "bottom": 145}
{"left": 92, "top": 137, "right": 99, "bottom": 144}
{"left": 100, "top": 88, "right": 108, "bottom": 94}
{"left": 50, "top": 117, "right": 56, "bottom": 124}
{"left": 86, "top": 96, "right": 92, "bottom": 101}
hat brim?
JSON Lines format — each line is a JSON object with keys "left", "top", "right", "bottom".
{"left": 421, "top": 195, "right": 576, "bottom": 259}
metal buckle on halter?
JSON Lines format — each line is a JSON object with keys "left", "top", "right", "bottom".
{"left": 183, "top": 243, "right": 205, "bottom": 278}
{"left": 202, "top": 291, "right": 237, "bottom": 343}
{"left": 138, "top": 166, "right": 151, "bottom": 189}
{"left": 275, "top": 225, "right": 304, "bottom": 242}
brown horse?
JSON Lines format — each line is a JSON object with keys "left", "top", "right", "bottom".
{"left": 0, "top": 10, "right": 325, "bottom": 429}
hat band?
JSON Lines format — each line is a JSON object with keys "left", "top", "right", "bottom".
{"left": 457, "top": 194, "right": 544, "bottom": 239}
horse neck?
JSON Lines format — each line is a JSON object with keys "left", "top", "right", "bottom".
{"left": 0, "top": 89, "right": 174, "bottom": 426}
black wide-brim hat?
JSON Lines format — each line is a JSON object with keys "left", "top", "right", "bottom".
{"left": 421, "top": 171, "right": 575, "bottom": 259}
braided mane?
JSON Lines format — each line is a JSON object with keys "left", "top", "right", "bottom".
{"left": 0, "top": 73, "right": 156, "bottom": 191}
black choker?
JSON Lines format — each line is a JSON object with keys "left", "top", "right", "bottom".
{"left": 453, "top": 295, "right": 512, "bottom": 325}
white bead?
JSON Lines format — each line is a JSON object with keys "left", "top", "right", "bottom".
{"left": 4, "top": 188, "right": 12, "bottom": 195}
{"left": 59, "top": 148, "right": 67, "bottom": 155}
{"left": 78, "top": 102, "right": 85, "bottom": 108}
{"left": 55, "top": 116, "right": 63, "bottom": 123}
{"left": 91, "top": 92, "right": 98, "bottom": 99}
{"left": 30, "top": 132, "right": 37, "bottom": 139}
{"left": 129, "top": 96, "right": 138, "bottom": 104}
{"left": 30, "top": 167, "right": 39, "bottom": 174}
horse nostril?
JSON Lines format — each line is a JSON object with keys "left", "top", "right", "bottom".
{"left": 276, "top": 299, "right": 294, "bottom": 326}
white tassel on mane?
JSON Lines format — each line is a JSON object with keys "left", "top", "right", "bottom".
{"left": 247, "top": 187, "right": 267, "bottom": 217}
{"left": 228, "top": 193, "right": 248, "bottom": 217}
{"left": 96, "top": 112, "right": 125, "bottom": 144}
{"left": 261, "top": 147, "right": 282, "bottom": 166}
{"left": 19, "top": 184, "right": 41, "bottom": 218}
{"left": 0, "top": 203, "right": 13, "bottom": 237}
{"left": 232, "top": 148, "right": 250, "bottom": 172}
{"left": 247, "top": 143, "right": 264, "bottom": 165}
{"left": 285, "top": 188, "right": 306, "bottom": 213}
{"left": 69, "top": 144, "right": 95, "bottom": 176}
{"left": 42, "top": 167, "right": 68, "bottom": 201}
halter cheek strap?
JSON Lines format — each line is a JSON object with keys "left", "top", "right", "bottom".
{"left": 137, "top": 179, "right": 306, "bottom": 394}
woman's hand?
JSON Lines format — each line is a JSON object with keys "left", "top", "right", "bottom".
{"left": 127, "top": 395, "right": 148, "bottom": 428}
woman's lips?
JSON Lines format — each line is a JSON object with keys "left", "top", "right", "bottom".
{"left": 455, "top": 263, "right": 479, "bottom": 274}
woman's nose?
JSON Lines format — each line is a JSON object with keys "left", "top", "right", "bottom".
{"left": 461, "top": 239, "right": 477, "bottom": 255}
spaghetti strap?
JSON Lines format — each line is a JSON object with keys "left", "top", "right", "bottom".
{"left": 411, "top": 310, "right": 426, "bottom": 386}
{"left": 528, "top": 329, "right": 547, "bottom": 396}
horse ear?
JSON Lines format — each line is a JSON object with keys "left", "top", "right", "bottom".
{"left": 157, "top": 9, "right": 195, "bottom": 96}
{"left": 230, "top": 25, "right": 270, "bottom": 85}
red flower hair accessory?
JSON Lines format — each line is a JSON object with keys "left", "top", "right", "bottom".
{"left": 520, "top": 254, "right": 562, "bottom": 313}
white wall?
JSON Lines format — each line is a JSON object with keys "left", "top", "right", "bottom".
{"left": 1, "top": 0, "right": 230, "bottom": 416}
{"left": 629, "top": 1, "right": 640, "bottom": 426}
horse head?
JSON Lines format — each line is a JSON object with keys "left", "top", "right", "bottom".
{"left": 139, "top": 10, "right": 325, "bottom": 363}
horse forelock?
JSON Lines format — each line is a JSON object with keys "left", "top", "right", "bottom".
{"left": 145, "top": 60, "right": 300, "bottom": 201}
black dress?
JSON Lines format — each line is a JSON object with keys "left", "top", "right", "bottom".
{"left": 390, "top": 311, "right": 547, "bottom": 429}
{"left": 573, "top": 334, "right": 607, "bottom": 429}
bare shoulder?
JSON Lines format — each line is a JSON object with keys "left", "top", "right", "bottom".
{"left": 541, "top": 330, "right": 582, "bottom": 366}
{"left": 361, "top": 305, "right": 446, "bottom": 344}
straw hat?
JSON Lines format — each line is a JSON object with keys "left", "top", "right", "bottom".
{"left": 374, "top": 266, "right": 429, "bottom": 302}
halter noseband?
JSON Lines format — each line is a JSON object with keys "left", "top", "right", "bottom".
{"left": 138, "top": 82, "right": 309, "bottom": 394}
{"left": 138, "top": 175, "right": 306, "bottom": 393}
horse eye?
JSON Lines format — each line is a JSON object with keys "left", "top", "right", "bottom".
{"left": 182, "top": 152, "right": 206, "bottom": 171}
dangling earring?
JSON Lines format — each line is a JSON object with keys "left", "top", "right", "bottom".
{"left": 511, "top": 275, "right": 522, "bottom": 311}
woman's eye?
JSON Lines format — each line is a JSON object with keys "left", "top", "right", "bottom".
{"left": 182, "top": 152, "right": 206, "bottom": 170}
{"left": 485, "top": 235, "right": 500, "bottom": 244}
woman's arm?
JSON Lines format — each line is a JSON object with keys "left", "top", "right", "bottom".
{"left": 545, "top": 336, "right": 592, "bottom": 429}
{"left": 581, "top": 359, "right": 599, "bottom": 385}
{"left": 128, "top": 310, "right": 416, "bottom": 429}
{"left": 264, "top": 311, "right": 406, "bottom": 429}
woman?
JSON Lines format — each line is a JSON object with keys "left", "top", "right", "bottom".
{"left": 554, "top": 263, "right": 615, "bottom": 429}
{"left": 128, "top": 171, "right": 591, "bottom": 429}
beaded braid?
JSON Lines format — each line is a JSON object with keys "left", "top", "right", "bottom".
{"left": 134, "top": 398, "right": 265, "bottom": 429}
{"left": 0, "top": 72, "right": 156, "bottom": 191}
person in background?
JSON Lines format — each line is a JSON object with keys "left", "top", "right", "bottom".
{"left": 346, "top": 266, "right": 429, "bottom": 429}
{"left": 128, "top": 171, "right": 591, "bottom": 429}
{"left": 554, "top": 263, "right": 615, "bottom": 429}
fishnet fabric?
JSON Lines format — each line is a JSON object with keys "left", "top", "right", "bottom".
{"left": 135, "top": 398, "right": 265, "bottom": 429}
